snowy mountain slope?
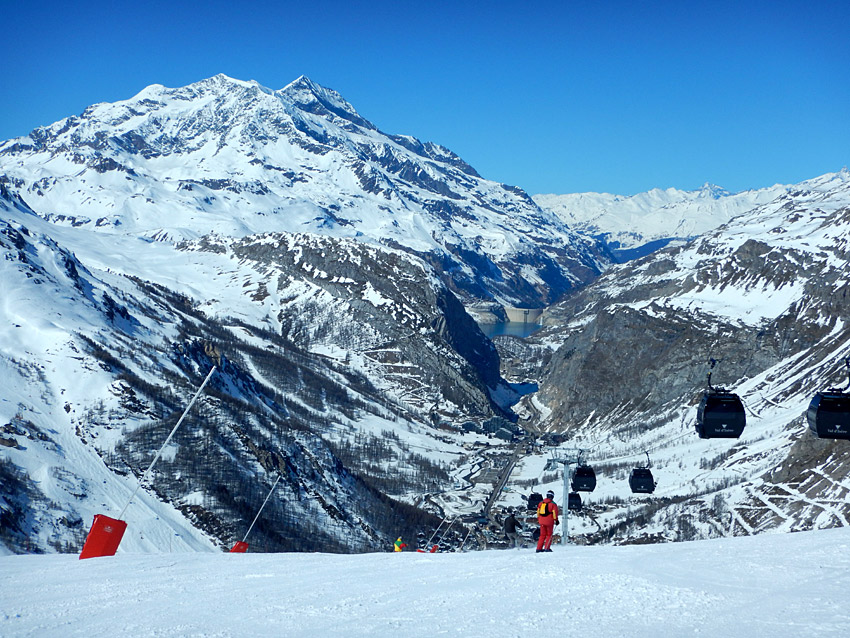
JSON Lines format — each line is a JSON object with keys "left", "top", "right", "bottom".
{"left": 536, "top": 168, "right": 850, "bottom": 423}
{"left": 0, "top": 190, "right": 221, "bottom": 553}
{"left": 534, "top": 178, "right": 798, "bottom": 260}
{"left": 0, "top": 186, "right": 507, "bottom": 555}
{"left": 197, "top": 230, "right": 506, "bottom": 412}
{"left": 0, "top": 74, "right": 607, "bottom": 308}
{"left": 491, "top": 170, "right": 850, "bottom": 544}
{"left": 4, "top": 527, "right": 850, "bottom": 637}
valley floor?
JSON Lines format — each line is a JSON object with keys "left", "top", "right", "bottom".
{"left": 2, "top": 526, "right": 849, "bottom": 637}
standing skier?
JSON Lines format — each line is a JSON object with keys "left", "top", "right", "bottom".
{"left": 536, "top": 490, "right": 559, "bottom": 553}
{"left": 503, "top": 508, "right": 524, "bottom": 548}
{"left": 394, "top": 537, "right": 407, "bottom": 552}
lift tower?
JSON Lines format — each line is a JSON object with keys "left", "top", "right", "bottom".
{"left": 545, "top": 448, "right": 587, "bottom": 545}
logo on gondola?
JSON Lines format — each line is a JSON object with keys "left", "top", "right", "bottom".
{"left": 104, "top": 525, "right": 113, "bottom": 533}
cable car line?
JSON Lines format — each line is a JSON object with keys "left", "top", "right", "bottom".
{"left": 514, "top": 355, "right": 850, "bottom": 513}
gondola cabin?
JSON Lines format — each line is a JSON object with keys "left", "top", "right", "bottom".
{"left": 527, "top": 492, "right": 543, "bottom": 512}
{"left": 696, "top": 391, "right": 746, "bottom": 439}
{"left": 571, "top": 465, "right": 597, "bottom": 492}
{"left": 807, "top": 391, "right": 850, "bottom": 439}
{"left": 629, "top": 468, "right": 655, "bottom": 494}
{"left": 567, "top": 492, "right": 582, "bottom": 511}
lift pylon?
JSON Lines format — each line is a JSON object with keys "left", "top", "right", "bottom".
{"left": 546, "top": 448, "right": 587, "bottom": 545}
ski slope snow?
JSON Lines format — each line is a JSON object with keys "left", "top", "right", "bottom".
{"left": 2, "top": 527, "right": 849, "bottom": 637}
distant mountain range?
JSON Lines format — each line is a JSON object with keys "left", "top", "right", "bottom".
{"left": 533, "top": 180, "right": 798, "bottom": 261}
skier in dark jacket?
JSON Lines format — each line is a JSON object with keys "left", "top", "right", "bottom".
{"left": 503, "top": 508, "right": 524, "bottom": 548}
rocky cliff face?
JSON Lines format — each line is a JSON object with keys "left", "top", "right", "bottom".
{"left": 191, "top": 230, "right": 507, "bottom": 418}
{"left": 536, "top": 172, "right": 850, "bottom": 429}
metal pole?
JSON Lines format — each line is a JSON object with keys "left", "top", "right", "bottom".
{"left": 548, "top": 449, "right": 584, "bottom": 547}
{"left": 241, "top": 474, "right": 282, "bottom": 543}
{"left": 436, "top": 516, "right": 458, "bottom": 546}
{"left": 426, "top": 516, "right": 448, "bottom": 547}
{"left": 118, "top": 366, "right": 217, "bottom": 519}
{"left": 562, "top": 461, "right": 570, "bottom": 545}
{"left": 460, "top": 525, "right": 474, "bottom": 551}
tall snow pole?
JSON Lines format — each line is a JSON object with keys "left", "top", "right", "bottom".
{"left": 460, "top": 525, "right": 474, "bottom": 551}
{"left": 230, "top": 474, "right": 282, "bottom": 553}
{"left": 80, "top": 365, "right": 217, "bottom": 559}
{"left": 118, "top": 366, "right": 217, "bottom": 520}
{"left": 436, "top": 516, "right": 458, "bottom": 547}
{"left": 425, "top": 515, "right": 448, "bottom": 547}
{"left": 562, "top": 459, "right": 570, "bottom": 545}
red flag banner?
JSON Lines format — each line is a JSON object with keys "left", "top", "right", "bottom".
{"left": 79, "top": 514, "right": 128, "bottom": 560}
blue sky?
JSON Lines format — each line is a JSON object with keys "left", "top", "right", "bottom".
{"left": 2, "top": 0, "right": 848, "bottom": 195}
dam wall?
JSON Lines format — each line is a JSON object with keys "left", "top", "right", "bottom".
{"left": 503, "top": 307, "right": 544, "bottom": 323}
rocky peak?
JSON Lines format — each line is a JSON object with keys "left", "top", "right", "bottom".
{"left": 697, "top": 182, "right": 731, "bottom": 199}
{"left": 279, "top": 75, "right": 375, "bottom": 131}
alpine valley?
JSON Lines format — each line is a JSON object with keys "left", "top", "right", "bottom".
{"left": 1, "top": 74, "right": 849, "bottom": 555}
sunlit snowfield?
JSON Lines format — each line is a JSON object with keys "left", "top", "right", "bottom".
{"left": 3, "top": 526, "right": 849, "bottom": 637}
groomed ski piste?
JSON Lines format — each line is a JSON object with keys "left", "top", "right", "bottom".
{"left": 3, "top": 526, "right": 850, "bottom": 637}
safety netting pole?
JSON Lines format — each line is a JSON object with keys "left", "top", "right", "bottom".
{"left": 229, "top": 474, "right": 282, "bottom": 553}
{"left": 417, "top": 515, "right": 448, "bottom": 553}
{"left": 79, "top": 366, "right": 217, "bottom": 559}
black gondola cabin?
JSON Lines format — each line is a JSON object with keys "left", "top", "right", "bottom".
{"left": 527, "top": 492, "right": 543, "bottom": 512}
{"left": 696, "top": 391, "right": 746, "bottom": 439}
{"left": 807, "top": 391, "right": 850, "bottom": 439}
{"left": 629, "top": 467, "right": 655, "bottom": 494}
{"left": 567, "top": 492, "right": 582, "bottom": 511}
{"left": 571, "top": 465, "right": 597, "bottom": 492}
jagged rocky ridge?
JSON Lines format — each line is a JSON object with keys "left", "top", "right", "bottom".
{"left": 0, "top": 74, "right": 607, "bottom": 308}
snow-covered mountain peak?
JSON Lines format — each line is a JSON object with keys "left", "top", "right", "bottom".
{"left": 278, "top": 74, "right": 374, "bottom": 131}
{"left": 0, "top": 74, "right": 606, "bottom": 307}
{"left": 4, "top": 74, "right": 850, "bottom": 559}
{"left": 697, "top": 182, "right": 731, "bottom": 199}
{"left": 532, "top": 175, "right": 844, "bottom": 259}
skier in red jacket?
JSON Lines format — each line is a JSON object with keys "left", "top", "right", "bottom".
{"left": 536, "top": 490, "right": 559, "bottom": 552}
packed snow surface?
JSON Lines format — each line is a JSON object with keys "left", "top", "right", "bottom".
{"left": 3, "top": 527, "right": 850, "bottom": 637}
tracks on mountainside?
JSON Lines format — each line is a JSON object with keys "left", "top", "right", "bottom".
{"left": 482, "top": 437, "right": 530, "bottom": 518}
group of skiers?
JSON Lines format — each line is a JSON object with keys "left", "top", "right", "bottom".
{"left": 502, "top": 489, "right": 559, "bottom": 552}
{"left": 393, "top": 490, "right": 561, "bottom": 553}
